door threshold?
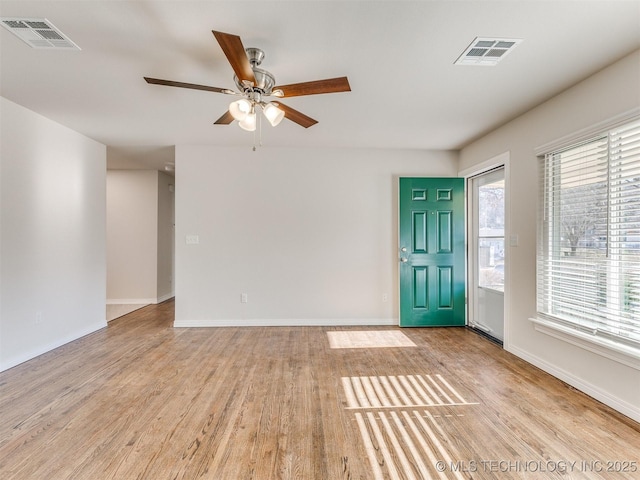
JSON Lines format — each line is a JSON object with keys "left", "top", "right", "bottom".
{"left": 467, "top": 326, "right": 503, "bottom": 347}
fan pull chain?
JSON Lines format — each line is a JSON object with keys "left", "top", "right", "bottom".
{"left": 253, "top": 125, "right": 256, "bottom": 151}
{"left": 252, "top": 109, "right": 263, "bottom": 151}
{"left": 252, "top": 112, "right": 258, "bottom": 151}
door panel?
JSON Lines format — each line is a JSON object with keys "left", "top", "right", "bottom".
{"left": 413, "top": 267, "right": 428, "bottom": 308}
{"left": 438, "top": 266, "right": 453, "bottom": 308}
{"left": 437, "top": 211, "right": 453, "bottom": 252}
{"left": 399, "top": 178, "right": 465, "bottom": 327}
{"left": 413, "top": 212, "right": 427, "bottom": 252}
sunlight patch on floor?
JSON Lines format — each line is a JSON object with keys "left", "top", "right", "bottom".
{"left": 355, "top": 410, "right": 468, "bottom": 480}
{"left": 341, "top": 374, "right": 477, "bottom": 409}
{"left": 327, "top": 330, "right": 416, "bottom": 349}
{"left": 342, "top": 374, "right": 476, "bottom": 480}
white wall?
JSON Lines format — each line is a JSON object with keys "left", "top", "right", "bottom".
{"left": 106, "top": 170, "right": 174, "bottom": 304}
{"left": 107, "top": 170, "right": 158, "bottom": 303}
{"left": 175, "top": 146, "right": 458, "bottom": 326}
{"left": 459, "top": 50, "right": 640, "bottom": 421}
{"left": 157, "top": 171, "right": 174, "bottom": 301}
{"left": 0, "top": 97, "right": 106, "bottom": 372}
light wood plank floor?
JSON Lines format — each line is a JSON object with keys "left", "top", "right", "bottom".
{"left": 1, "top": 300, "right": 638, "bottom": 479}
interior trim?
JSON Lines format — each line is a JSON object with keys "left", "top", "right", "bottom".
{"left": 508, "top": 343, "right": 640, "bottom": 423}
{"left": 529, "top": 316, "right": 640, "bottom": 371}
{"left": 174, "top": 318, "right": 398, "bottom": 328}
{"left": 533, "top": 108, "right": 640, "bottom": 156}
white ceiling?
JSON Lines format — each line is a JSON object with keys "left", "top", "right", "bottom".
{"left": 1, "top": 1, "right": 639, "bottom": 170}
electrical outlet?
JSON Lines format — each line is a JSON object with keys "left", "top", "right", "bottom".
{"left": 382, "top": 293, "right": 389, "bottom": 302}
{"left": 241, "top": 293, "right": 248, "bottom": 304}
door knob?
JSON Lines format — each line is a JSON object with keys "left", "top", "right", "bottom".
{"left": 400, "top": 257, "right": 408, "bottom": 263}
{"left": 401, "top": 247, "right": 407, "bottom": 252}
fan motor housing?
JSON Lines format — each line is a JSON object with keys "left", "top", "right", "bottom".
{"left": 245, "top": 47, "right": 265, "bottom": 66}
{"left": 233, "top": 47, "right": 276, "bottom": 95}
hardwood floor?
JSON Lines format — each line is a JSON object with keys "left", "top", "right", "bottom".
{"left": 1, "top": 299, "right": 638, "bottom": 479}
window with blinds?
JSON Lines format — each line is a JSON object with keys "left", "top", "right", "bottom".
{"left": 538, "top": 118, "right": 640, "bottom": 349}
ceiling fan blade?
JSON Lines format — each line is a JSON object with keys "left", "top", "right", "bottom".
{"left": 214, "top": 110, "right": 235, "bottom": 125}
{"left": 273, "top": 102, "right": 318, "bottom": 128}
{"left": 144, "top": 77, "right": 230, "bottom": 94}
{"left": 274, "top": 77, "right": 351, "bottom": 98}
{"left": 212, "top": 30, "right": 256, "bottom": 86}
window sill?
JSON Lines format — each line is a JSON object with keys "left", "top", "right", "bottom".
{"left": 529, "top": 317, "right": 640, "bottom": 371}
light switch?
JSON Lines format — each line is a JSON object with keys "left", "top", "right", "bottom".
{"left": 510, "top": 234, "right": 519, "bottom": 247}
{"left": 186, "top": 235, "right": 199, "bottom": 245}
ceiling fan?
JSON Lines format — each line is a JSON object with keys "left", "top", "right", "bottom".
{"left": 144, "top": 30, "right": 351, "bottom": 131}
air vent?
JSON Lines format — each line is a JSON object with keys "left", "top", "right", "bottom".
{"left": 455, "top": 37, "right": 521, "bottom": 66}
{"left": 0, "top": 17, "right": 80, "bottom": 50}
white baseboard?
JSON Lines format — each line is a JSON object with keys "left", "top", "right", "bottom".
{"left": 107, "top": 298, "right": 156, "bottom": 305}
{"left": 173, "top": 318, "right": 398, "bottom": 328}
{"left": 107, "top": 294, "right": 174, "bottom": 305}
{"left": 157, "top": 293, "right": 175, "bottom": 303}
{"left": 0, "top": 321, "right": 107, "bottom": 373}
{"left": 508, "top": 345, "right": 640, "bottom": 423}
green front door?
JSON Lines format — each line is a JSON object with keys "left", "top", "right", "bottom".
{"left": 399, "top": 177, "right": 465, "bottom": 327}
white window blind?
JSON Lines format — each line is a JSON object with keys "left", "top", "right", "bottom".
{"left": 538, "top": 118, "right": 640, "bottom": 349}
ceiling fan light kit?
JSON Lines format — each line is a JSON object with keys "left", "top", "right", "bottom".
{"left": 144, "top": 29, "right": 351, "bottom": 143}
{"left": 263, "top": 102, "right": 285, "bottom": 127}
{"left": 238, "top": 108, "right": 257, "bottom": 132}
{"left": 229, "top": 98, "right": 252, "bottom": 121}
{"left": 228, "top": 88, "right": 284, "bottom": 131}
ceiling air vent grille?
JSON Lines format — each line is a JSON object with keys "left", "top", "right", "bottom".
{"left": 0, "top": 17, "right": 80, "bottom": 50}
{"left": 455, "top": 37, "right": 521, "bottom": 66}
